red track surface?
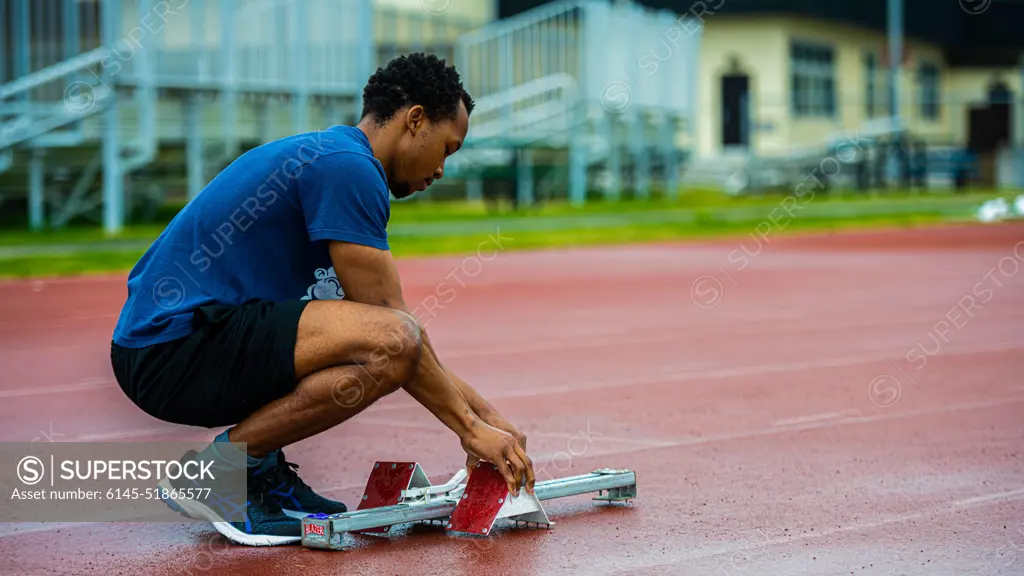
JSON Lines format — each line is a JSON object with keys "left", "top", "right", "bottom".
{"left": 1, "top": 222, "right": 1023, "bottom": 575}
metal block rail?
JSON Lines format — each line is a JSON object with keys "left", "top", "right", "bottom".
{"left": 301, "top": 462, "right": 636, "bottom": 550}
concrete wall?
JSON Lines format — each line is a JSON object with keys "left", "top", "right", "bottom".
{"left": 375, "top": 0, "right": 496, "bottom": 26}
{"left": 112, "top": 0, "right": 490, "bottom": 49}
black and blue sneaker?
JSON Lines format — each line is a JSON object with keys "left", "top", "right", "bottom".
{"left": 257, "top": 450, "right": 348, "bottom": 519}
{"left": 158, "top": 449, "right": 302, "bottom": 546}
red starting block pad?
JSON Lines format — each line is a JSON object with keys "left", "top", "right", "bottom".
{"left": 446, "top": 462, "right": 552, "bottom": 535}
{"left": 354, "top": 461, "right": 430, "bottom": 534}
{"left": 300, "top": 461, "right": 635, "bottom": 551}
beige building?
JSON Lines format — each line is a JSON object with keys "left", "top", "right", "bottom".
{"left": 695, "top": 14, "right": 1021, "bottom": 162}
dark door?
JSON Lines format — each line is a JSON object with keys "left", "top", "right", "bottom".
{"left": 967, "top": 99, "right": 1012, "bottom": 154}
{"left": 967, "top": 105, "right": 1008, "bottom": 187}
{"left": 721, "top": 74, "right": 749, "bottom": 148}
{"left": 987, "top": 82, "right": 1013, "bottom": 150}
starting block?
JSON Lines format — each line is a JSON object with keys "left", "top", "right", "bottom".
{"left": 352, "top": 461, "right": 431, "bottom": 534}
{"left": 301, "top": 461, "right": 637, "bottom": 550}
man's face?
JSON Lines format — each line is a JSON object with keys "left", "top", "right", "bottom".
{"left": 389, "top": 102, "right": 469, "bottom": 199}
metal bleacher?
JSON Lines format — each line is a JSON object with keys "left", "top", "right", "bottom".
{"left": 0, "top": 0, "right": 379, "bottom": 232}
{"left": 450, "top": 0, "right": 700, "bottom": 205}
{"left": 0, "top": 0, "right": 702, "bottom": 231}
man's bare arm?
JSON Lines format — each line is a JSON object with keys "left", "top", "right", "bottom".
{"left": 325, "top": 242, "right": 475, "bottom": 433}
{"left": 327, "top": 241, "right": 534, "bottom": 493}
{"left": 430, "top": 353, "right": 526, "bottom": 448}
{"left": 327, "top": 242, "right": 502, "bottom": 420}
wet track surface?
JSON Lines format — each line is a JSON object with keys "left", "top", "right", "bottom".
{"left": 1, "top": 222, "right": 1022, "bottom": 575}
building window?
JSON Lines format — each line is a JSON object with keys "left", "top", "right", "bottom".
{"left": 988, "top": 80, "right": 1012, "bottom": 105}
{"left": 867, "top": 54, "right": 895, "bottom": 117}
{"left": 865, "top": 52, "right": 877, "bottom": 116}
{"left": 790, "top": 41, "right": 835, "bottom": 118}
{"left": 918, "top": 62, "right": 940, "bottom": 120}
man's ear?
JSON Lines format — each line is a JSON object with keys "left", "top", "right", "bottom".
{"left": 406, "top": 105, "right": 426, "bottom": 136}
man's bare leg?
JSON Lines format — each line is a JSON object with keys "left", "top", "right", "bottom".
{"left": 225, "top": 299, "right": 424, "bottom": 455}
{"left": 164, "top": 298, "right": 532, "bottom": 547}
{"left": 158, "top": 301, "right": 426, "bottom": 544}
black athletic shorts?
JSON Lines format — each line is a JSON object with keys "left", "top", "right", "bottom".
{"left": 110, "top": 299, "right": 309, "bottom": 429}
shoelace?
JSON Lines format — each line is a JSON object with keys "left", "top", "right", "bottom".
{"left": 277, "top": 459, "right": 311, "bottom": 490}
{"left": 248, "top": 472, "right": 285, "bottom": 512}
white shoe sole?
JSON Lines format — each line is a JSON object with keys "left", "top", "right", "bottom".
{"left": 283, "top": 508, "right": 311, "bottom": 520}
{"left": 157, "top": 477, "right": 302, "bottom": 547}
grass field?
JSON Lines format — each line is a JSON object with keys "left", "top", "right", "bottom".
{"left": 0, "top": 189, "right": 1011, "bottom": 279}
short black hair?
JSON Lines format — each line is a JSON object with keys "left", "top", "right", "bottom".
{"left": 360, "top": 53, "right": 474, "bottom": 127}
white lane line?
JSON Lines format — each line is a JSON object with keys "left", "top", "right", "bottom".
{"left": 69, "top": 427, "right": 194, "bottom": 442}
{"left": 0, "top": 522, "right": 95, "bottom": 538}
{"left": 0, "top": 274, "right": 127, "bottom": 287}
{"left": 585, "top": 487, "right": 1024, "bottom": 576}
{"left": 0, "top": 378, "right": 114, "bottom": 399}
{"left": 774, "top": 410, "right": 859, "bottom": 427}
{"left": 71, "top": 314, "right": 117, "bottom": 321}
{"left": 352, "top": 418, "right": 444, "bottom": 433}
{"left": 353, "top": 418, "right": 674, "bottom": 448}
{"left": 526, "top": 431, "right": 675, "bottom": 447}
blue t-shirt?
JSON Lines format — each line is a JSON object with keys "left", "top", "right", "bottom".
{"left": 112, "top": 125, "right": 390, "bottom": 348}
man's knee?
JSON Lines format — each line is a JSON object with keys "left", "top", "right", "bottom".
{"left": 366, "top": 310, "right": 423, "bottom": 394}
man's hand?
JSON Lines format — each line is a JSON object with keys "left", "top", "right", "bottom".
{"left": 461, "top": 422, "right": 535, "bottom": 496}
{"left": 479, "top": 411, "right": 527, "bottom": 452}
{"left": 463, "top": 410, "right": 528, "bottom": 488}
{"left": 438, "top": 366, "right": 530, "bottom": 471}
